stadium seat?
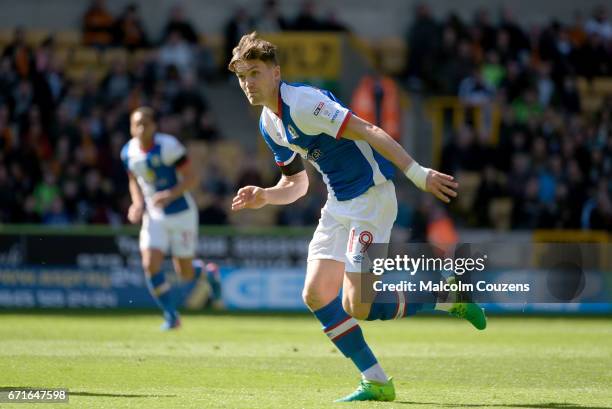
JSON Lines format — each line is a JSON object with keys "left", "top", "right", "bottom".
{"left": 102, "top": 48, "right": 128, "bottom": 65}
{"left": 577, "top": 77, "right": 612, "bottom": 112}
{"left": 377, "top": 37, "right": 407, "bottom": 75}
{"left": 212, "top": 141, "right": 244, "bottom": 184}
{"left": 0, "top": 29, "right": 13, "bottom": 47}
{"left": 71, "top": 47, "right": 100, "bottom": 67}
{"left": 25, "top": 29, "right": 50, "bottom": 46}
{"left": 186, "top": 140, "right": 211, "bottom": 205}
{"left": 593, "top": 77, "right": 612, "bottom": 93}
{"left": 201, "top": 33, "right": 224, "bottom": 67}
{"left": 455, "top": 171, "right": 481, "bottom": 214}
{"left": 65, "top": 66, "right": 106, "bottom": 83}
{"left": 52, "top": 47, "right": 71, "bottom": 66}
{"left": 489, "top": 198, "right": 513, "bottom": 230}
{"left": 129, "top": 48, "right": 152, "bottom": 68}
{"left": 54, "top": 30, "right": 80, "bottom": 47}
{"left": 228, "top": 204, "right": 278, "bottom": 226}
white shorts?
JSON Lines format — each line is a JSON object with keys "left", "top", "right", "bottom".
{"left": 307, "top": 180, "right": 398, "bottom": 272}
{"left": 140, "top": 208, "right": 198, "bottom": 258}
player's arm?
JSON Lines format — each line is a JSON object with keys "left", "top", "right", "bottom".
{"left": 152, "top": 157, "right": 200, "bottom": 208}
{"left": 340, "top": 115, "right": 458, "bottom": 203}
{"left": 231, "top": 158, "right": 308, "bottom": 211}
{"left": 127, "top": 172, "right": 145, "bottom": 224}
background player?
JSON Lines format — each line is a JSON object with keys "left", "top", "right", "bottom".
{"left": 122, "top": 106, "right": 216, "bottom": 330}
{"left": 229, "top": 33, "right": 486, "bottom": 402}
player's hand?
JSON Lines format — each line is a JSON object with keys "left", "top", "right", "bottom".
{"left": 127, "top": 203, "right": 144, "bottom": 224}
{"left": 426, "top": 170, "right": 459, "bottom": 203}
{"left": 152, "top": 190, "right": 175, "bottom": 208}
{"left": 231, "top": 186, "right": 268, "bottom": 210}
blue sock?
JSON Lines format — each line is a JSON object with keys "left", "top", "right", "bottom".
{"left": 313, "top": 297, "right": 378, "bottom": 372}
{"left": 192, "top": 260, "right": 203, "bottom": 281}
{"left": 367, "top": 291, "right": 436, "bottom": 320}
{"left": 205, "top": 263, "right": 222, "bottom": 301}
{"left": 146, "top": 271, "right": 177, "bottom": 320}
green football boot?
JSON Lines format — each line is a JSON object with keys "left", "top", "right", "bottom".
{"left": 335, "top": 378, "right": 395, "bottom": 402}
{"left": 448, "top": 302, "right": 487, "bottom": 330}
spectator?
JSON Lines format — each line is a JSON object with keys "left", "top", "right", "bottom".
{"left": 458, "top": 69, "right": 495, "bottom": 106}
{"left": 320, "top": 9, "right": 350, "bottom": 32}
{"left": 100, "top": 57, "right": 133, "bottom": 104}
{"left": 584, "top": 4, "right": 612, "bottom": 40}
{"left": 3, "top": 27, "right": 34, "bottom": 82}
{"left": 255, "top": 0, "right": 288, "bottom": 33}
{"left": 114, "top": 3, "right": 149, "bottom": 50}
{"left": 405, "top": 3, "right": 439, "bottom": 87}
{"left": 291, "top": 0, "right": 323, "bottom": 31}
{"left": 82, "top": 0, "right": 115, "bottom": 48}
{"left": 162, "top": 3, "right": 199, "bottom": 44}
{"left": 223, "top": 8, "right": 255, "bottom": 73}
{"left": 158, "top": 29, "right": 195, "bottom": 79}
{"left": 42, "top": 197, "right": 70, "bottom": 225}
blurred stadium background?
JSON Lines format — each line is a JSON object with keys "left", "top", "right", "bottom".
{"left": 1, "top": 1, "right": 611, "bottom": 408}
{"left": 0, "top": 0, "right": 611, "bottom": 312}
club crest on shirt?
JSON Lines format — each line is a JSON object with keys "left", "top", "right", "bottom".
{"left": 150, "top": 155, "right": 161, "bottom": 167}
{"left": 144, "top": 169, "right": 156, "bottom": 182}
{"left": 287, "top": 124, "right": 299, "bottom": 140}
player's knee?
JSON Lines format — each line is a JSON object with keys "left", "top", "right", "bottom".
{"left": 302, "top": 287, "right": 328, "bottom": 311}
{"left": 342, "top": 297, "right": 369, "bottom": 320}
{"left": 142, "top": 259, "right": 161, "bottom": 276}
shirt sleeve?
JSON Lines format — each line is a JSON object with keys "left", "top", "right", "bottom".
{"left": 291, "top": 88, "right": 352, "bottom": 139}
{"left": 120, "top": 144, "right": 131, "bottom": 173}
{"left": 161, "top": 136, "right": 187, "bottom": 166}
{"left": 260, "top": 119, "right": 297, "bottom": 166}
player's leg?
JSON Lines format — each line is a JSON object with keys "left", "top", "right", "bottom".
{"left": 168, "top": 208, "right": 222, "bottom": 310}
{"left": 304, "top": 259, "right": 394, "bottom": 402}
{"left": 140, "top": 215, "right": 179, "bottom": 330}
{"left": 341, "top": 182, "right": 486, "bottom": 329}
{"left": 306, "top": 205, "right": 394, "bottom": 402}
{"left": 344, "top": 270, "right": 486, "bottom": 329}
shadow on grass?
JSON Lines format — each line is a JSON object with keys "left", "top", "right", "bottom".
{"left": 395, "top": 401, "right": 611, "bottom": 409}
{"left": 0, "top": 387, "right": 175, "bottom": 399}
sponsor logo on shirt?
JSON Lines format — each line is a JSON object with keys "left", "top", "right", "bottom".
{"left": 313, "top": 102, "right": 325, "bottom": 116}
{"left": 331, "top": 110, "right": 340, "bottom": 123}
{"left": 307, "top": 149, "right": 322, "bottom": 162}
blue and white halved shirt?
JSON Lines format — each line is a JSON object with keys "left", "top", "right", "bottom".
{"left": 121, "top": 133, "right": 196, "bottom": 219}
{"left": 259, "top": 81, "right": 395, "bottom": 201}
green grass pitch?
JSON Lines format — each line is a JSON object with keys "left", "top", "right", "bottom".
{"left": 0, "top": 313, "right": 611, "bottom": 409}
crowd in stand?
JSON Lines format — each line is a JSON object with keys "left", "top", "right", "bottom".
{"left": 0, "top": 0, "right": 610, "bottom": 230}
{"left": 405, "top": 4, "right": 612, "bottom": 229}
{"left": 0, "top": 0, "right": 220, "bottom": 225}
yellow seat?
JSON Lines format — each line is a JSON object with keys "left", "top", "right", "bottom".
{"left": 593, "top": 77, "right": 612, "bottom": 93}
{"left": 55, "top": 31, "right": 80, "bottom": 47}
{"left": 25, "top": 29, "right": 50, "bottom": 46}
{"left": 71, "top": 47, "right": 100, "bottom": 67}
{"left": 66, "top": 66, "right": 107, "bottom": 83}
{"left": 377, "top": 36, "right": 407, "bottom": 75}
{"left": 102, "top": 48, "right": 128, "bottom": 65}
{"left": 52, "top": 47, "right": 71, "bottom": 66}
{"left": 489, "top": 198, "right": 513, "bottom": 230}
{"left": 455, "top": 171, "right": 482, "bottom": 213}
{"left": 0, "top": 29, "right": 14, "bottom": 47}
{"left": 200, "top": 33, "right": 224, "bottom": 67}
